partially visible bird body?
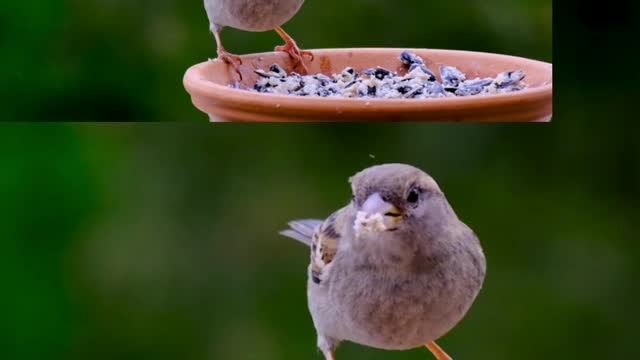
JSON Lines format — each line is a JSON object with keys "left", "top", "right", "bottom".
{"left": 203, "top": 0, "right": 311, "bottom": 77}
{"left": 205, "top": 0, "right": 305, "bottom": 32}
{"left": 281, "top": 164, "right": 486, "bottom": 360}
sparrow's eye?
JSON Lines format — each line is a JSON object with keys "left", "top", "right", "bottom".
{"left": 407, "top": 188, "right": 421, "bottom": 203}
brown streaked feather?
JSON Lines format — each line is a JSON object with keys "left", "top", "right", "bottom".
{"left": 310, "top": 208, "right": 349, "bottom": 284}
{"left": 280, "top": 207, "right": 350, "bottom": 285}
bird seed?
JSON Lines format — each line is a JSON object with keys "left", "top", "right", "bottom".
{"left": 239, "top": 51, "right": 527, "bottom": 99}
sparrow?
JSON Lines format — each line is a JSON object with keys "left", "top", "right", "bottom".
{"left": 204, "top": 0, "right": 313, "bottom": 78}
{"left": 280, "top": 163, "right": 486, "bottom": 360}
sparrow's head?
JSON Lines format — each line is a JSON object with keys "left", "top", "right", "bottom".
{"left": 349, "top": 163, "right": 451, "bottom": 237}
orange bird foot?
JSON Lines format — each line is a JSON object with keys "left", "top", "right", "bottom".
{"left": 274, "top": 26, "right": 313, "bottom": 74}
{"left": 216, "top": 48, "right": 243, "bottom": 80}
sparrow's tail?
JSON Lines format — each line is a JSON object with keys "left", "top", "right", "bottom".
{"left": 279, "top": 219, "right": 323, "bottom": 247}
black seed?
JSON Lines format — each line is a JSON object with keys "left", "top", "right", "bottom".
{"left": 494, "top": 70, "right": 525, "bottom": 88}
{"left": 400, "top": 51, "right": 424, "bottom": 66}
{"left": 373, "top": 67, "right": 391, "bottom": 80}
{"left": 396, "top": 85, "right": 411, "bottom": 94}
{"left": 312, "top": 275, "right": 321, "bottom": 284}
{"left": 269, "top": 64, "right": 285, "bottom": 75}
{"left": 440, "top": 66, "right": 466, "bottom": 88}
{"left": 367, "top": 86, "right": 377, "bottom": 96}
{"left": 400, "top": 51, "right": 414, "bottom": 65}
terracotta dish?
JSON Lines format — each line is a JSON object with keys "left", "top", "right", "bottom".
{"left": 183, "top": 48, "right": 552, "bottom": 122}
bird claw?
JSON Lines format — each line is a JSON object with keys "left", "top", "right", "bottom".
{"left": 276, "top": 46, "right": 314, "bottom": 61}
{"left": 303, "top": 50, "right": 314, "bottom": 61}
{"left": 275, "top": 43, "right": 312, "bottom": 74}
{"left": 217, "top": 49, "right": 243, "bottom": 81}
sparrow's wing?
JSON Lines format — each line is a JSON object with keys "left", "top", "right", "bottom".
{"left": 280, "top": 219, "right": 324, "bottom": 246}
{"left": 280, "top": 207, "right": 348, "bottom": 285}
{"left": 309, "top": 210, "right": 344, "bottom": 284}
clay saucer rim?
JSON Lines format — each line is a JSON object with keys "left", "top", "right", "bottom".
{"left": 183, "top": 48, "right": 552, "bottom": 113}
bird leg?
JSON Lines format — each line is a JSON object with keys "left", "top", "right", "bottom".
{"left": 318, "top": 336, "right": 337, "bottom": 360}
{"left": 322, "top": 350, "right": 335, "bottom": 360}
{"left": 273, "top": 26, "right": 313, "bottom": 74}
{"left": 213, "top": 29, "right": 243, "bottom": 80}
{"left": 425, "top": 341, "right": 453, "bottom": 360}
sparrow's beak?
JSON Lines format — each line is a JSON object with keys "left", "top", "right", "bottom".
{"left": 354, "top": 193, "right": 403, "bottom": 235}
{"left": 362, "top": 193, "right": 402, "bottom": 221}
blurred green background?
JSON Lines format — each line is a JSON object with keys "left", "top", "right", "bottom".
{"left": 2, "top": 123, "right": 638, "bottom": 359}
{"left": 1, "top": 0, "right": 551, "bottom": 121}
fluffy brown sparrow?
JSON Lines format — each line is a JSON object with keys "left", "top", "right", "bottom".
{"left": 281, "top": 163, "right": 486, "bottom": 360}
{"left": 204, "top": 0, "right": 313, "bottom": 77}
